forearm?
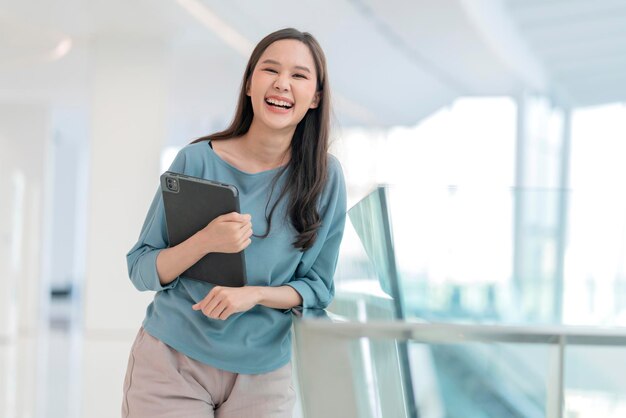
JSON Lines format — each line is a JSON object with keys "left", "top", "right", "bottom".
{"left": 156, "top": 233, "right": 207, "bottom": 285}
{"left": 256, "top": 285, "right": 303, "bottom": 310}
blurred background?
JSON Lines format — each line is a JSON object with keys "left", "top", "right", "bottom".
{"left": 2, "top": 0, "right": 626, "bottom": 417}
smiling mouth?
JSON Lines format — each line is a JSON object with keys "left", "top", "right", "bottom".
{"left": 265, "top": 98, "right": 293, "bottom": 109}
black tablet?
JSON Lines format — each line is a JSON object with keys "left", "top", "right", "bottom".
{"left": 160, "top": 171, "right": 247, "bottom": 287}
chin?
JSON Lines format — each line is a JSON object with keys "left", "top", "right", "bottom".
{"left": 267, "top": 121, "right": 296, "bottom": 132}
{"left": 261, "top": 114, "right": 300, "bottom": 131}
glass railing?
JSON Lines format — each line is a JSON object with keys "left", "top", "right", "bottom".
{"left": 315, "top": 185, "right": 626, "bottom": 418}
{"left": 293, "top": 317, "right": 626, "bottom": 418}
{"left": 335, "top": 185, "right": 626, "bottom": 326}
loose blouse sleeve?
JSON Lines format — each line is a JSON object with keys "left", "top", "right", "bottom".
{"left": 126, "top": 149, "right": 188, "bottom": 292}
{"left": 286, "top": 156, "right": 347, "bottom": 309}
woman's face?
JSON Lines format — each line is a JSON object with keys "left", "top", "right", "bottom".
{"left": 247, "top": 39, "right": 320, "bottom": 133}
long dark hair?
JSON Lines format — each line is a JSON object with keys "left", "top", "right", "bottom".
{"left": 192, "top": 28, "right": 331, "bottom": 251}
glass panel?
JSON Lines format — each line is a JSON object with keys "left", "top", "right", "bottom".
{"left": 345, "top": 185, "right": 571, "bottom": 325}
{"left": 564, "top": 346, "right": 626, "bottom": 417}
{"left": 294, "top": 321, "right": 567, "bottom": 418}
{"left": 331, "top": 188, "right": 396, "bottom": 321}
{"left": 334, "top": 186, "right": 567, "bottom": 417}
{"left": 346, "top": 188, "right": 395, "bottom": 304}
{"left": 423, "top": 342, "right": 552, "bottom": 418}
{"left": 385, "top": 185, "right": 516, "bottom": 322}
{"left": 347, "top": 337, "right": 408, "bottom": 418}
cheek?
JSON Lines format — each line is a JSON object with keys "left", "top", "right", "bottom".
{"left": 248, "top": 73, "right": 266, "bottom": 97}
{"left": 297, "top": 86, "right": 318, "bottom": 106}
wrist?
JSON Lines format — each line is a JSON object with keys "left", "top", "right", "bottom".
{"left": 192, "top": 230, "right": 213, "bottom": 256}
{"left": 254, "top": 286, "right": 266, "bottom": 305}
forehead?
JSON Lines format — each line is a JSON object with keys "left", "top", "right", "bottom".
{"left": 258, "top": 39, "right": 317, "bottom": 73}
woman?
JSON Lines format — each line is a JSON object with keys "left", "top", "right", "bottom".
{"left": 122, "top": 28, "right": 347, "bottom": 417}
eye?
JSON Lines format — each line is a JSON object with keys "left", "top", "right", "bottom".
{"left": 263, "top": 68, "right": 277, "bottom": 73}
{"left": 293, "top": 73, "right": 308, "bottom": 79}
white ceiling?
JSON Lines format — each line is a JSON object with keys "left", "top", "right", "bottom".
{"left": 504, "top": 0, "right": 626, "bottom": 106}
{"left": 1, "top": 0, "right": 625, "bottom": 133}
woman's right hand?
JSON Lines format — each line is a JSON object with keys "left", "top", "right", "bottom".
{"left": 196, "top": 212, "right": 253, "bottom": 254}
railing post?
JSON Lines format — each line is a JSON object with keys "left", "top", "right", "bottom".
{"left": 294, "top": 322, "right": 360, "bottom": 418}
{"left": 546, "top": 334, "right": 566, "bottom": 418}
{"left": 557, "top": 335, "right": 565, "bottom": 418}
{"left": 377, "top": 187, "right": 419, "bottom": 418}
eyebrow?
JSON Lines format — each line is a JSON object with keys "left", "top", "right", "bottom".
{"left": 260, "top": 59, "right": 311, "bottom": 73}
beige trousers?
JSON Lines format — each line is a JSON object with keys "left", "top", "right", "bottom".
{"left": 121, "top": 327, "right": 296, "bottom": 418}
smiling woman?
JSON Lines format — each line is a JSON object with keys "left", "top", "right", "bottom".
{"left": 122, "top": 28, "right": 346, "bottom": 418}
{"left": 248, "top": 39, "right": 320, "bottom": 132}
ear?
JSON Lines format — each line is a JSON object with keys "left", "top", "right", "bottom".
{"left": 309, "top": 91, "right": 321, "bottom": 109}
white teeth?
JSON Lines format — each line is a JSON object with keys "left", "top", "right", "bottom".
{"left": 266, "top": 98, "right": 293, "bottom": 108}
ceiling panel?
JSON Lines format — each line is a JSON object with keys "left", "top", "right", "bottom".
{"left": 504, "top": 0, "right": 626, "bottom": 106}
{"left": 3, "top": 0, "right": 626, "bottom": 134}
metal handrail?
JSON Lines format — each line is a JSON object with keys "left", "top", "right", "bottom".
{"left": 296, "top": 319, "right": 626, "bottom": 346}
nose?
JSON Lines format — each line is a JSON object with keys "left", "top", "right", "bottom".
{"left": 273, "top": 73, "right": 289, "bottom": 92}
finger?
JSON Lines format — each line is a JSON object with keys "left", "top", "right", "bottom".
{"left": 192, "top": 292, "right": 213, "bottom": 311}
{"left": 208, "top": 300, "right": 228, "bottom": 319}
{"left": 225, "top": 213, "right": 251, "bottom": 224}
{"left": 194, "top": 287, "right": 219, "bottom": 311}
{"left": 235, "top": 222, "right": 250, "bottom": 234}
{"left": 238, "top": 220, "right": 252, "bottom": 230}
{"left": 193, "top": 297, "right": 210, "bottom": 311}
{"left": 219, "top": 307, "right": 234, "bottom": 321}
{"left": 239, "top": 225, "right": 253, "bottom": 240}
{"left": 239, "top": 238, "right": 252, "bottom": 250}
{"left": 203, "top": 290, "right": 223, "bottom": 316}
{"left": 203, "top": 298, "right": 221, "bottom": 317}
{"left": 218, "top": 212, "right": 243, "bottom": 222}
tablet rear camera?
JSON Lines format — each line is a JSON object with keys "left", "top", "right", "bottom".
{"left": 166, "top": 177, "right": 179, "bottom": 192}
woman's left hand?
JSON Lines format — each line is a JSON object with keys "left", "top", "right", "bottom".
{"left": 192, "top": 286, "right": 261, "bottom": 320}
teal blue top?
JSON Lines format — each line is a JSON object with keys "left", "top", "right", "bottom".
{"left": 126, "top": 141, "right": 347, "bottom": 374}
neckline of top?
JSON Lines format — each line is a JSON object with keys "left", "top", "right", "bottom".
{"left": 206, "top": 140, "right": 288, "bottom": 177}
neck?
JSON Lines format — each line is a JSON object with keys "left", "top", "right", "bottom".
{"left": 237, "top": 120, "right": 294, "bottom": 167}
